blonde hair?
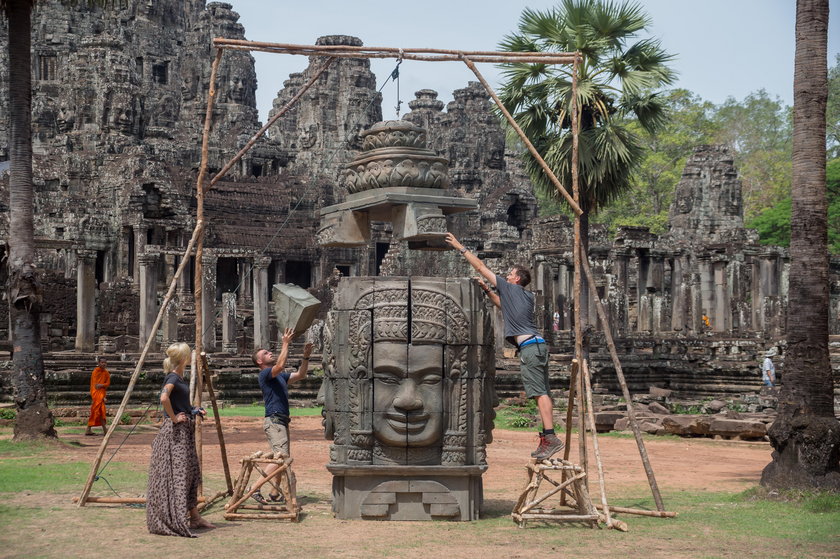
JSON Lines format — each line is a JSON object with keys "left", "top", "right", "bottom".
{"left": 163, "top": 342, "right": 191, "bottom": 373}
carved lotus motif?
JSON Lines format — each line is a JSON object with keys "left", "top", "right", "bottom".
{"left": 361, "top": 120, "right": 427, "bottom": 151}
{"left": 344, "top": 120, "right": 450, "bottom": 193}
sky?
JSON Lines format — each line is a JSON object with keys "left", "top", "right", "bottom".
{"left": 225, "top": 0, "right": 840, "bottom": 122}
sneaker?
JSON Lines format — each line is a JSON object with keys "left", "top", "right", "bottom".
{"left": 530, "top": 433, "right": 546, "bottom": 458}
{"left": 534, "top": 434, "right": 565, "bottom": 461}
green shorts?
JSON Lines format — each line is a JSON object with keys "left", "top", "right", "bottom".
{"left": 520, "top": 342, "right": 551, "bottom": 398}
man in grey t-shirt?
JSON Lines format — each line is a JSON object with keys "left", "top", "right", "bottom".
{"left": 445, "top": 233, "right": 563, "bottom": 461}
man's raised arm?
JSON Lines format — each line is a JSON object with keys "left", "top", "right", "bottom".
{"left": 444, "top": 233, "right": 496, "bottom": 287}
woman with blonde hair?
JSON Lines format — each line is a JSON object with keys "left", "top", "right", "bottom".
{"left": 146, "top": 342, "right": 214, "bottom": 536}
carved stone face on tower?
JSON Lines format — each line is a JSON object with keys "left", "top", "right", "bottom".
{"left": 372, "top": 342, "right": 443, "bottom": 447}
{"left": 56, "top": 104, "right": 75, "bottom": 133}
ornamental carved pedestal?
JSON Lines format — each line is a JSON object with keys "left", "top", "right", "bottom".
{"left": 317, "top": 120, "right": 477, "bottom": 249}
{"left": 322, "top": 277, "right": 496, "bottom": 520}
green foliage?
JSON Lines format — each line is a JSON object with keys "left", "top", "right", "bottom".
{"left": 746, "top": 157, "right": 840, "bottom": 253}
{"left": 671, "top": 403, "right": 702, "bottom": 414}
{"left": 0, "top": 409, "right": 16, "bottom": 420}
{"left": 119, "top": 413, "right": 132, "bottom": 425}
{"left": 498, "top": 0, "right": 676, "bottom": 217}
{"left": 828, "top": 54, "right": 840, "bottom": 159}
{"left": 495, "top": 400, "right": 539, "bottom": 430}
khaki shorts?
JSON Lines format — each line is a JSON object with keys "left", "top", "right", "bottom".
{"left": 520, "top": 342, "right": 551, "bottom": 398}
{"left": 263, "top": 416, "right": 291, "bottom": 457}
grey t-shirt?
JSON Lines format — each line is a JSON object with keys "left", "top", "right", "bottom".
{"left": 495, "top": 274, "right": 539, "bottom": 346}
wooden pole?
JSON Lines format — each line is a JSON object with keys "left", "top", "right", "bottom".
{"left": 201, "top": 353, "right": 233, "bottom": 493}
{"left": 570, "top": 53, "right": 589, "bottom": 487}
{"left": 581, "top": 359, "right": 613, "bottom": 527}
{"left": 77, "top": 223, "right": 205, "bottom": 506}
{"left": 579, "top": 251, "right": 666, "bottom": 511}
{"left": 212, "top": 38, "right": 577, "bottom": 64}
{"left": 208, "top": 57, "right": 335, "bottom": 190}
{"left": 560, "top": 359, "right": 578, "bottom": 506}
{"left": 593, "top": 504, "right": 677, "bottom": 518}
{"left": 192, "top": 46, "right": 223, "bottom": 503}
{"left": 460, "top": 56, "right": 582, "bottom": 216}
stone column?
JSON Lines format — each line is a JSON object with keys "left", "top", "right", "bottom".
{"left": 119, "top": 227, "right": 131, "bottom": 279}
{"left": 637, "top": 251, "right": 651, "bottom": 332}
{"left": 133, "top": 224, "right": 147, "bottom": 284}
{"left": 138, "top": 253, "right": 159, "bottom": 351}
{"left": 162, "top": 298, "right": 179, "bottom": 347}
{"left": 713, "top": 261, "right": 730, "bottom": 332}
{"left": 176, "top": 255, "right": 192, "bottom": 302}
{"left": 610, "top": 252, "right": 629, "bottom": 335}
{"left": 201, "top": 254, "right": 218, "bottom": 352}
{"left": 253, "top": 257, "right": 271, "bottom": 350}
{"left": 75, "top": 250, "right": 97, "bottom": 352}
{"left": 222, "top": 292, "right": 238, "bottom": 353}
{"left": 557, "top": 263, "right": 571, "bottom": 330}
{"left": 670, "top": 256, "right": 688, "bottom": 331}
{"left": 698, "top": 257, "right": 714, "bottom": 328}
{"left": 238, "top": 259, "right": 253, "bottom": 306}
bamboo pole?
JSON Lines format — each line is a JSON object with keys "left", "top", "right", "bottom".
{"left": 212, "top": 38, "right": 577, "bottom": 63}
{"left": 578, "top": 253, "right": 665, "bottom": 511}
{"left": 460, "top": 56, "right": 582, "bottom": 215}
{"left": 208, "top": 57, "right": 335, "bottom": 191}
{"left": 200, "top": 353, "right": 233, "bottom": 493}
{"left": 77, "top": 222, "right": 205, "bottom": 506}
{"left": 519, "top": 472, "right": 587, "bottom": 515}
{"left": 222, "top": 512, "right": 298, "bottom": 521}
{"left": 560, "top": 360, "right": 578, "bottom": 506}
{"left": 593, "top": 504, "right": 677, "bottom": 518}
{"left": 581, "top": 359, "right": 613, "bottom": 527}
{"left": 192, "top": 47, "right": 223, "bottom": 503}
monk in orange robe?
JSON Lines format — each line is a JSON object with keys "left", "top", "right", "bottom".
{"left": 85, "top": 357, "right": 110, "bottom": 435}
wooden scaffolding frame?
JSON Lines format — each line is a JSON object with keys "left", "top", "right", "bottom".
{"left": 76, "top": 38, "right": 671, "bottom": 527}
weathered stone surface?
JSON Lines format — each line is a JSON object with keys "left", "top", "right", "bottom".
{"left": 648, "top": 401, "right": 671, "bottom": 415}
{"left": 709, "top": 418, "right": 767, "bottom": 439}
{"left": 322, "top": 277, "right": 494, "bottom": 520}
{"left": 594, "top": 411, "right": 625, "bottom": 432}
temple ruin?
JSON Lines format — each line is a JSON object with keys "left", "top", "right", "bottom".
{"left": 1, "top": 1, "right": 839, "bottom": 408}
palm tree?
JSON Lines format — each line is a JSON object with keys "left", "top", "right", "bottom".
{"left": 2, "top": 0, "right": 56, "bottom": 439}
{"left": 761, "top": 0, "right": 840, "bottom": 490}
{"left": 498, "top": 0, "right": 675, "bottom": 324}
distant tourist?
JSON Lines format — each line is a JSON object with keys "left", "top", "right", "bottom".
{"left": 552, "top": 311, "right": 560, "bottom": 332}
{"left": 445, "top": 232, "right": 564, "bottom": 461}
{"left": 84, "top": 357, "right": 110, "bottom": 436}
{"left": 146, "top": 342, "right": 214, "bottom": 536}
{"left": 762, "top": 350, "right": 777, "bottom": 387}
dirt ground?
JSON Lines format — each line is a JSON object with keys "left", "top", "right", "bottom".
{"left": 3, "top": 416, "right": 835, "bottom": 559}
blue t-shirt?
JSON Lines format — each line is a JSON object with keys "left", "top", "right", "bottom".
{"left": 495, "top": 274, "right": 539, "bottom": 346}
{"left": 258, "top": 367, "right": 292, "bottom": 417}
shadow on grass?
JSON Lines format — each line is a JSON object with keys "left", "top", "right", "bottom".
{"left": 481, "top": 498, "right": 517, "bottom": 518}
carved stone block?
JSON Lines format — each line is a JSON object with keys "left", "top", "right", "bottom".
{"left": 323, "top": 276, "right": 495, "bottom": 520}
{"left": 272, "top": 283, "right": 322, "bottom": 336}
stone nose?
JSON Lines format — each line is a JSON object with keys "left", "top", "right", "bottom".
{"left": 393, "top": 380, "right": 422, "bottom": 411}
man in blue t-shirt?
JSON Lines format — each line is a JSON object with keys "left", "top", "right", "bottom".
{"left": 249, "top": 327, "right": 313, "bottom": 503}
{"left": 445, "top": 233, "right": 563, "bottom": 461}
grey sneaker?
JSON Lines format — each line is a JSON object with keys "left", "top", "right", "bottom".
{"left": 531, "top": 434, "right": 546, "bottom": 458}
{"left": 534, "top": 434, "right": 564, "bottom": 460}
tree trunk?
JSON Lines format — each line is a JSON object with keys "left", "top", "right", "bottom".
{"left": 6, "top": 0, "right": 55, "bottom": 440}
{"left": 762, "top": 0, "right": 839, "bottom": 490}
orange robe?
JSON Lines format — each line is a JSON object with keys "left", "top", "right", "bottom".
{"left": 88, "top": 366, "right": 111, "bottom": 427}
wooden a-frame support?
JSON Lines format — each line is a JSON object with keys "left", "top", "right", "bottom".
{"left": 77, "top": 37, "right": 669, "bottom": 526}
{"left": 224, "top": 451, "right": 299, "bottom": 521}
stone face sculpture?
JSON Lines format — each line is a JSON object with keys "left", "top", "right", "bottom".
{"left": 322, "top": 276, "right": 496, "bottom": 520}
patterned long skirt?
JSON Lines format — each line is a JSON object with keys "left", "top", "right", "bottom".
{"left": 146, "top": 418, "right": 200, "bottom": 537}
